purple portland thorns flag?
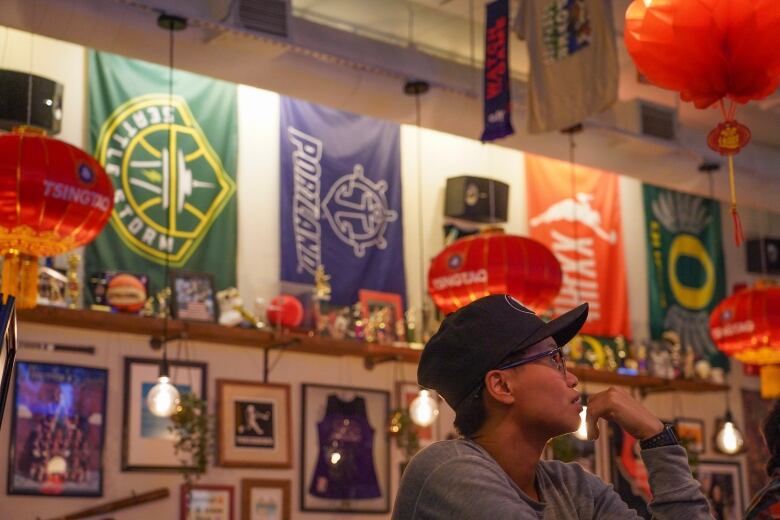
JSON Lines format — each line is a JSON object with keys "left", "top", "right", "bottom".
{"left": 481, "top": 0, "right": 514, "bottom": 142}
{"left": 279, "top": 97, "right": 406, "bottom": 306}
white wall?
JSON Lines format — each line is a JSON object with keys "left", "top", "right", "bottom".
{"left": 0, "top": 25, "right": 775, "bottom": 520}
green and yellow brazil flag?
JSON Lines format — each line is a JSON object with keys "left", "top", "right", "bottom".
{"left": 86, "top": 51, "right": 237, "bottom": 292}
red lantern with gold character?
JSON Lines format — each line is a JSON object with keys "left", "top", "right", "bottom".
{"left": 625, "top": 0, "right": 780, "bottom": 245}
{"left": 710, "top": 282, "right": 780, "bottom": 398}
{"left": 427, "top": 230, "right": 562, "bottom": 315}
{"left": 0, "top": 127, "right": 114, "bottom": 308}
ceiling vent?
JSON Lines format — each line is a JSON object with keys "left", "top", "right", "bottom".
{"left": 234, "top": 0, "right": 289, "bottom": 38}
{"left": 639, "top": 101, "right": 676, "bottom": 140}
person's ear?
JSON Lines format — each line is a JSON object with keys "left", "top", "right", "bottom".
{"left": 484, "top": 370, "right": 515, "bottom": 405}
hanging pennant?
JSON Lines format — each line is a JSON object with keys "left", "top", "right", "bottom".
{"left": 480, "top": 0, "right": 514, "bottom": 142}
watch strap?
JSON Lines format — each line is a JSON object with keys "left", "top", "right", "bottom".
{"left": 639, "top": 424, "right": 679, "bottom": 450}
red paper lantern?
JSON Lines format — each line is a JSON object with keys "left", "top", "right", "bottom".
{"left": 0, "top": 127, "right": 114, "bottom": 307}
{"left": 710, "top": 283, "right": 780, "bottom": 397}
{"left": 427, "top": 230, "right": 562, "bottom": 315}
{"left": 266, "top": 294, "right": 304, "bottom": 328}
{"left": 625, "top": 0, "right": 780, "bottom": 245}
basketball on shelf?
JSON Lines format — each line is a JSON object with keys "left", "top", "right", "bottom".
{"left": 106, "top": 274, "right": 147, "bottom": 313}
{"left": 266, "top": 294, "right": 304, "bottom": 328}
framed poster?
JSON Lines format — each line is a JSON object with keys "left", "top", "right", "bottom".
{"left": 217, "top": 380, "right": 292, "bottom": 468}
{"left": 122, "top": 357, "right": 207, "bottom": 471}
{"left": 608, "top": 421, "right": 650, "bottom": 518}
{"left": 301, "top": 383, "right": 390, "bottom": 514}
{"left": 171, "top": 270, "right": 219, "bottom": 323}
{"left": 358, "top": 290, "right": 405, "bottom": 342}
{"left": 741, "top": 389, "right": 774, "bottom": 498}
{"left": 395, "top": 381, "right": 437, "bottom": 447}
{"left": 674, "top": 417, "right": 705, "bottom": 454}
{"left": 696, "top": 459, "right": 745, "bottom": 520}
{"left": 181, "top": 484, "right": 234, "bottom": 520}
{"left": 241, "top": 479, "right": 291, "bottom": 520}
{"left": 0, "top": 296, "right": 17, "bottom": 429}
{"left": 7, "top": 361, "right": 107, "bottom": 496}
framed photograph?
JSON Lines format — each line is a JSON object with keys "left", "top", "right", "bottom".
{"left": 301, "top": 383, "right": 390, "bottom": 514}
{"left": 358, "top": 289, "right": 405, "bottom": 342}
{"left": 0, "top": 297, "right": 17, "bottom": 429}
{"left": 171, "top": 270, "right": 218, "bottom": 323}
{"left": 395, "top": 381, "right": 437, "bottom": 447}
{"left": 696, "top": 459, "right": 745, "bottom": 520}
{"left": 741, "top": 389, "right": 774, "bottom": 498}
{"left": 7, "top": 362, "right": 108, "bottom": 496}
{"left": 181, "top": 484, "right": 234, "bottom": 520}
{"left": 122, "top": 357, "right": 207, "bottom": 472}
{"left": 241, "top": 479, "right": 291, "bottom": 520}
{"left": 217, "top": 380, "right": 292, "bottom": 468}
{"left": 608, "top": 421, "right": 650, "bottom": 518}
{"left": 674, "top": 417, "right": 705, "bottom": 454}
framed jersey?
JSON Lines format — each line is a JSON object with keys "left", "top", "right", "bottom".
{"left": 300, "top": 384, "right": 390, "bottom": 513}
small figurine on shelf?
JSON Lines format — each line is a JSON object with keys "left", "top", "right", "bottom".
{"left": 683, "top": 345, "right": 696, "bottom": 379}
{"left": 649, "top": 341, "right": 674, "bottom": 379}
{"left": 313, "top": 265, "right": 331, "bottom": 302}
{"left": 615, "top": 336, "right": 628, "bottom": 369}
{"left": 352, "top": 303, "right": 365, "bottom": 340}
{"left": 405, "top": 307, "right": 416, "bottom": 344}
{"left": 662, "top": 330, "right": 683, "bottom": 379}
{"left": 636, "top": 342, "right": 649, "bottom": 374}
{"left": 216, "top": 287, "right": 264, "bottom": 328}
{"left": 155, "top": 287, "right": 172, "bottom": 319}
{"left": 66, "top": 253, "right": 81, "bottom": 309}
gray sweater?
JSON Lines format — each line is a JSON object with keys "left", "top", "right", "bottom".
{"left": 392, "top": 439, "right": 713, "bottom": 519}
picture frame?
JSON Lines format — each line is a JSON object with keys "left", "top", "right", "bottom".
{"left": 170, "top": 270, "right": 219, "bottom": 323}
{"left": 7, "top": 361, "right": 108, "bottom": 497}
{"left": 300, "top": 383, "right": 390, "bottom": 514}
{"left": 547, "top": 429, "right": 609, "bottom": 481}
{"left": 241, "top": 479, "right": 291, "bottom": 520}
{"left": 607, "top": 421, "right": 651, "bottom": 518}
{"left": 217, "top": 380, "right": 292, "bottom": 469}
{"left": 395, "top": 381, "right": 438, "bottom": 447}
{"left": 696, "top": 459, "right": 745, "bottom": 520}
{"left": 0, "top": 295, "right": 17, "bottom": 430}
{"left": 358, "top": 289, "right": 405, "bottom": 342}
{"left": 741, "top": 389, "right": 774, "bottom": 498}
{"left": 181, "top": 484, "right": 234, "bottom": 520}
{"left": 674, "top": 417, "right": 705, "bottom": 454}
{"left": 122, "top": 357, "right": 207, "bottom": 472}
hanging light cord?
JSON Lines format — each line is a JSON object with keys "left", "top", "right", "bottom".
{"left": 568, "top": 130, "right": 582, "bottom": 305}
{"left": 415, "top": 92, "right": 426, "bottom": 340}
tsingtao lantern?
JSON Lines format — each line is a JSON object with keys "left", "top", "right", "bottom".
{"left": 0, "top": 127, "right": 114, "bottom": 307}
{"left": 428, "top": 230, "right": 562, "bottom": 315}
{"left": 710, "top": 282, "right": 780, "bottom": 397}
{"left": 624, "top": 0, "right": 780, "bottom": 245}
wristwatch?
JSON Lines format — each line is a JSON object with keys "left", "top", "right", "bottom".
{"left": 639, "top": 424, "right": 679, "bottom": 450}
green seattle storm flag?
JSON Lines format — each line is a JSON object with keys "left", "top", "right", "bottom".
{"left": 643, "top": 185, "right": 728, "bottom": 367}
{"left": 86, "top": 51, "right": 237, "bottom": 294}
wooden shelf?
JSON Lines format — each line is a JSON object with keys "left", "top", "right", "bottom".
{"left": 17, "top": 305, "right": 422, "bottom": 364}
{"left": 17, "top": 306, "right": 728, "bottom": 392}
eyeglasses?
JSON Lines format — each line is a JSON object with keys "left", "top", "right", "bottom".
{"left": 496, "top": 347, "right": 567, "bottom": 377}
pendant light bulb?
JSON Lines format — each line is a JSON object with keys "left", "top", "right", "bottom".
{"left": 410, "top": 389, "right": 439, "bottom": 427}
{"left": 147, "top": 375, "right": 180, "bottom": 418}
{"left": 714, "top": 411, "right": 744, "bottom": 455}
{"left": 573, "top": 394, "right": 589, "bottom": 441}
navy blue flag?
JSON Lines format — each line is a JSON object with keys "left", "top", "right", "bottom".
{"left": 280, "top": 97, "right": 406, "bottom": 306}
{"left": 481, "top": 0, "right": 514, "bottom": 142}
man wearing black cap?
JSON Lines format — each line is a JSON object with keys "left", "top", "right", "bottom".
{"left": 393, "top": 294, "right": 712, "bottom": 519}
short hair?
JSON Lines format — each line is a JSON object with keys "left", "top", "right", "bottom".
{"left": 453, "top": 386, "right": 487, "bottom": 438}
{"left": 763, "top": 400, "right": 780, "bottom": 476}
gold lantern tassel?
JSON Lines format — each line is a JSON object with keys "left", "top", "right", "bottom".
{"left": 2, "top": 251, "right": 20, "bottom": 300}
{"left": 760, "top": 365, "right": 780, "bottom": 399}
{"left": 20, "top": 254, "right": 39, "bottom": 309}
{"left": 727, "top": 156, "right": 744, "bottom": 246}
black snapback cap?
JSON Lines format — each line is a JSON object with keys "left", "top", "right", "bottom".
{"left": 418, "top": 294, "right": 588, "bottom": 411}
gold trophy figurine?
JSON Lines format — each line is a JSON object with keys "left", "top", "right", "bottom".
{"left": 313, "top": 265, "right": 332, "bottom": 302}
{"left": 66, "top": 253, "right": 81, "bottom": 309}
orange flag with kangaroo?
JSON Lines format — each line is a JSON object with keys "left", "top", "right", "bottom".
{"left": 525, "top": 154, "right": 631, "bottom": 338}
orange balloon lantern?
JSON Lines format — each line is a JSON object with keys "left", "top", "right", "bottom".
{"left": 0, "top": 127, "right": 114, "bottom": 308}
{"left": 625, "top": 0, "right": 780, "bottom": 246}
{"left": 710, "top": 283, "right": 780, "bottom": 398}
{"left": 428, "top": 230, "right": 562, "bottom": 315}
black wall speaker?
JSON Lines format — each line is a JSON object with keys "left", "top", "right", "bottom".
{"left": 746, "top": 238, "right": 780, "bottom": 274}
{"left": 444, "top": 175, "right": 509, "bottom": 223}
{"left": 0, "top": 70, "right": 63, "bottom": 135}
